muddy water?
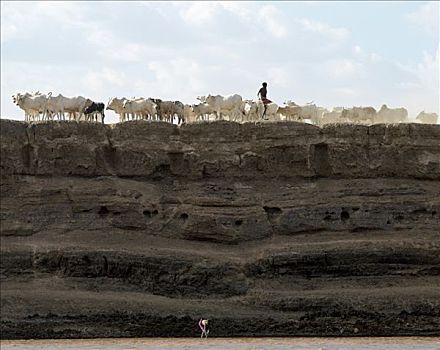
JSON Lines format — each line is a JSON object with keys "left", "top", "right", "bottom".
{"left": 1, "top": 337, "right": 439, "bottom": 350}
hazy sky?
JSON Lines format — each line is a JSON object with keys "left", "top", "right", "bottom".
{"left": 1, "top": 1, "right": 439, "bottom": 123}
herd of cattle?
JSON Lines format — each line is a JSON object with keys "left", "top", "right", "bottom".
{"left": 12, "top": 91, "right": 439, "bottom": 125}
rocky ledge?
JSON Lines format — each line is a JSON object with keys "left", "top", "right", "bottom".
{"left": 1, "top": 119, "right": 439, "bottom": 338}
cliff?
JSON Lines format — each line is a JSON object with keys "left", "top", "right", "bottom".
{"left": 1, "top": 119, "right": 439, "bottom": 338}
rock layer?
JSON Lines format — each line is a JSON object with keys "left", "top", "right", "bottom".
{"left": 1, "top": 119, "right": 439, "bottom": 338}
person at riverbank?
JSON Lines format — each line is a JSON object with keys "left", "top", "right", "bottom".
{"left": 198, "top": 318, "right": 209, "bottom": 338}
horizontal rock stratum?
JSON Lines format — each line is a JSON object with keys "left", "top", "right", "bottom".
{"left": 1, "top": 119, "right": 439, "bottom": 338}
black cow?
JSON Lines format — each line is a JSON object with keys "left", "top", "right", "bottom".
{"left": 84, "top": 102, "right": 105, "bottom": 124}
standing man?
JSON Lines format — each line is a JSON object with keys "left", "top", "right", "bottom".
{"left": 257, "top": 82, "right": 272, "bottom": 119}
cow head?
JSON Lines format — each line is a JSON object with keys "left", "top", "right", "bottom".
{"left": 205, "top": 95, "right": 218, "bottom": 104}
{"left": 107, "top": 97, "right": 122, "bottom": 110}
{"left": 106, "top": 98, "right": 112, "bottom": 110}
{"left": 13, "top": 93, "right": 25, "bottom": 105}
{"left": 150, "top": 98, "right": 162, "bottom": 105}
{"left": 85, "top": 98, "right": 94, "bottom": 108}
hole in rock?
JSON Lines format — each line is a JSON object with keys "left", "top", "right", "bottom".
{"left": 413, "top": 208, "right": 428, "bottom": 215}
{"left": 144, "top": 209, "right": 159, "bottom": 218}
{"left": 263, "top": 206, "right": 282, "bottom": 222}
{"left": 340, "top": 210, "right": 350, "bottom": 222}
{"left": 263, "top": 206, "right": 282, "bottom": 215}
{"left": 99, "top": 206, "right": 109, "bottom": 217}
{"left": 235, "top": 220, "right": 243, "bottom": 226}
{"left": 180, "top": 213, "right": 189, "bottom": 220}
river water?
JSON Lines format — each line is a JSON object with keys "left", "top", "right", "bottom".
{"left": 1, "top": 337, "right": 439, "bottom": 350}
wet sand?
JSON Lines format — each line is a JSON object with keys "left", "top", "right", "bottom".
{"left": 1, "top": 337, "right": 439, "bottom": 350}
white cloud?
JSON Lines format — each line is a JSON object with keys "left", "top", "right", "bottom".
{"left": 178, "top": 2, "right": 218, "bottom": 26}
{"left": 1, "top": 1, "right": 93, "bottom": 44}
{"left": 396, "top": 44, "right": 439, "bottom": 89}
{"left": 353, "top": 45, "right": 362, "bottom": 55}
{"left": 370, "top": 53, "right": 382, "bottom": 63}
{"left": 267, "top": 67, "right": 290, "bottom": 88}
{"left": 147, "top": 58, "right": 207, "bottom": 101}
{"left": 298, "top": 18, "right": 350, "bottom": 41}
{"left": 258, "top": 5, "right": 287, "bottom": 38}
{"left": 417, "top": 45, "right": 440, "bottom": 87}
{"left": 406, "top": 1, "right": 440, "bottom": 34}
{"left": 220, "top": 1, "right": 254, "bottom": 20}
{"left": 352, "top": 45, "right": 382, "bottom": 63}
{"left": 394, "top": 44, "right": 440, "bottom": 115}
{"left": 34, "top": 1, "right": 89, "bottom": 26}
{"left": 81, "top": 68, "right": 129, "bottom": 94}
{"left": 332, "top": 87, "right": 360, "bottom": 97}
{"left": 321, "top": 59, "right": 366, "bottom": 80}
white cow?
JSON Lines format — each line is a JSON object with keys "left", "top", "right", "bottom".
{"left": 197, "top": 94, "right": 243, "bottom": 121}
{"left": 46, "top": 94, "right": 92, "bottom": 121}
{"left": 320, "top": 108, "right": 343, "bottom": 125}
{"left": 284, "top": 101, "right": 324, "bottom": 124}
{"left": 341, "top": 106, "right": 376, "bottom": 124}
{"left": 154, "top": 100, "right": 184, "bottom": 123}
{"left": 278, "top": 105, "right": 303, "bottom": 121}
{"left": 242, "top": 100, "right": 279, "bottom": 121}
{"left": 122, "top": 98, "right": 157, "bottom": 121}
{"left": 192, "top": 103, "right": 214, "bottom": 121}
{"left": 12, "top": 92, "right": 50, "bottom": 122}
{"left": 375, "top": 104, "right": 408, "bottom": 124}
{"left": 107, "top": 97, "right": 130, "bottom": 122}
{"left": 183, "top": 104, "right": 197, "bottom": 123}
{"left": 416, "top": 111, "right": 438, "bottom": 124}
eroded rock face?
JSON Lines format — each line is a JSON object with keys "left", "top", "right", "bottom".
{"left": 1, "top": 119, "right": 440, "bottom": 338}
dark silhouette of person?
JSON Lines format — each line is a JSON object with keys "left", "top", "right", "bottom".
{"left": 257, "top": 82, "right": 272, "bottom": 119}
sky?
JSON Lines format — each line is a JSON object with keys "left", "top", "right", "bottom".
{"left": 1, "top": 1, "right": 439, "bottom": 123}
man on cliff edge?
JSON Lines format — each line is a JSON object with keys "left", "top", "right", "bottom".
{"left": 257, "top": 82, "right": 272, "bottom": 120}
